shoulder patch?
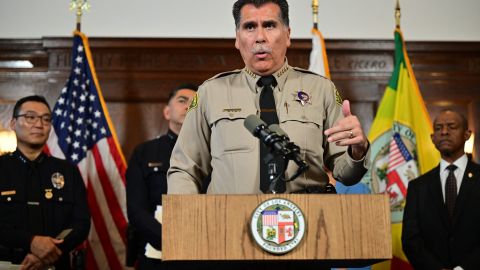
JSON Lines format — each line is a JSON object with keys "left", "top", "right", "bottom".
{"left": 335, "top": 88, "right": 343, "bottom": 106}
{"left": 205, "top": 69, "right": 242, "bottom": 82}
{"left": 188, "top": 93, "right": 198, "bottom": 112}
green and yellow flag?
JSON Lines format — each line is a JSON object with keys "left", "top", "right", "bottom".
{"left": 362, "top": 28, "right": 440, "bottom": 270}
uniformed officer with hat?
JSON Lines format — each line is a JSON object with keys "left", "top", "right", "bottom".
{"left": 167, "top": 0, "right": 370, "bottom": 195}
{"left": 0, "top": 95, "right": 90, "bottom": 269}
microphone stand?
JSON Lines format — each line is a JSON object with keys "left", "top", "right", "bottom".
{"left": 264, "top": 139, "right": 309, "bottom": 194}
{"left": 264, "top": 133, "right": 335, "bottom": 194}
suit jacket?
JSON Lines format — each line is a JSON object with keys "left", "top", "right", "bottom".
{"left": 402, "top": 160, "right": 480, "bottom": 270}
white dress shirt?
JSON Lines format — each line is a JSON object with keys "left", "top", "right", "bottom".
{"left": 439, "top": 154, "right": 468, "bottom": 202}
{"left": 439, "top": 154, "right": 468, "bottom": 270}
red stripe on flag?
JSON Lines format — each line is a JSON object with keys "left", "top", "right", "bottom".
{"left": 263, "top": 215, "right": 277, "bottom": 226}
{"left": 389, "top": 153, "right": 401, "bottom": 160}
{"left": 106, "top": 137, "right": 127, "bottom": 185}
{"left": 391, "top": 256, "right": 414, "bottom": 270}
{"left": 43, "top": 145, "right": 51, "bottom": 156}
{"left": 91, "top": 144, "right": 127, "bottom": 244}
{"left": 85, "top": 241, "right": 100, "bottom": 270}
{"left": 389, "top": 149, "right": 400, "bottom": 156}
{"left": 87, "top": 176, "right": 123, "bottom": 270}
{"left": 389, "top": 159, "right": 404, "bottom": 169}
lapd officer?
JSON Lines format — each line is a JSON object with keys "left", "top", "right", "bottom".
{"left": 126, "top": 84, "right": 197, "bottom": 269}
{"left": 0, "top": 95, "right": 90, "bottom": 269}
{"left": 167, "top": 0, "right": 370, "bottom": 195}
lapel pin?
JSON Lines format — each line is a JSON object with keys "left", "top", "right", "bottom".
{"left": 468, "top": 172, "right": 473, "bottom": 178}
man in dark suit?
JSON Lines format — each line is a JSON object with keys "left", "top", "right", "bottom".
{"left": 402, "top": 109, "right": 480, "bottom": 270}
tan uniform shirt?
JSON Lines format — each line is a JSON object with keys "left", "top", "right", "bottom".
{"left": 168, "top": 62, "right": 369, "bottom": 194}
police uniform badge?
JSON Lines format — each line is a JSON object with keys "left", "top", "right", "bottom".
{"left": 293, "top": 91, "right": 312, "bottom": 106}
{"left": 250, "top": 198, "right": 305, "bottom": 254}
{"left": 51, "top": 172, "right": 65, "bottom": 189}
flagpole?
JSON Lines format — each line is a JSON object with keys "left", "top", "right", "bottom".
{"left": 312, "top": 0, "right": 318, "bottom": 30}
{"left": 395, "top": 0, "right": 401, "bottom": 29}
{"left": 70, "top": 0, "right": 90, "bottom": 31}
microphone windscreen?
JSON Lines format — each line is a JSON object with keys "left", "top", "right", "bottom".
{"left": 244, "top": 115, "right": 266, "bottom": 135}
{"left": 269, "top": 124, "right": 288, "bottom": 137}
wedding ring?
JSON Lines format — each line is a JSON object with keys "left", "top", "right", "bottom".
{"left": 349, "top": 130, "right": 354, "bottom": 139}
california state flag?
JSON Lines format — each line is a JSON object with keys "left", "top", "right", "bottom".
{"left": 308, "top": 28, "right": 330, "bottom": 78}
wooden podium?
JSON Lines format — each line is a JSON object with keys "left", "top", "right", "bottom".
{"left": 162, "top": 194, "right": 391, "bottom": 268}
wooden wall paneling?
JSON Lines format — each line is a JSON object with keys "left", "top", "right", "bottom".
{"left": 0, "top": 37, "right": 479, "bottom": 161}
{"left": 41, "top": 38, "right": 246, "bottom": 158}
{"left": 472, "top": 101, "right": 480, "bottom": 161}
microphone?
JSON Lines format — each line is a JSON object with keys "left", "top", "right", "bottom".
{"left": 268, "top": 124, "right": 287, "bottom": 137}
{"left": 268, "top": 124, "right": 309, "bottom": 177}
{"left": 244, "top": 115, "right": 287, "bottom": 155}
{"left": 244, "top": 115, "right": 309, "bottom": 181}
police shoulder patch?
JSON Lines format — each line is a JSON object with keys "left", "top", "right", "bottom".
{"left": 188, "top": 93, "right": 198, "bottom": 112}
{"left": 335, "top": 88, "right": 343, "bottom": 106}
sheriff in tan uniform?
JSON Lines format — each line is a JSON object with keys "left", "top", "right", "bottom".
{"left": 167, "top": 62, "right": 369, "bottom": 194}
{"left": 168, "top": 0, "right": 370, "bottom": 195}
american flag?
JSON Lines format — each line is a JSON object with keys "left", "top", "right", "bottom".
{"left": 262, "top": 210, "right": 278, "bottom": 226}
{"left": 46, "top": 31, "right": 128, "bottom": 269}
{"left": 387, "top": 133, "right": 413, "bottom": 173}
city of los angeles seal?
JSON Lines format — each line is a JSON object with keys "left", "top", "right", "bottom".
{"left": 250, "top": 198, "right": 306, "bottom": 254}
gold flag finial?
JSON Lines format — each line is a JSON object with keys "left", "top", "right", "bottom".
{"left": 70, "top": 0, "right": 91, "bottom": 31}
{"left": 312, "top": 0, "right": 319, "bottom": 29}
{"left": 395, "top": 0, "right": 401, "bottom": 29}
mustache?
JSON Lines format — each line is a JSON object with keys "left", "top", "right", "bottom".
{"left": 251, "top": 45, "right": 272, "bottom": 54}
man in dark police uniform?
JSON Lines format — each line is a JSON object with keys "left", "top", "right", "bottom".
{"left": 126, "top": 84, "right": 197, "bottom": 269}
{"left": 0, "top": 95, "right": 90, "bottom": 269}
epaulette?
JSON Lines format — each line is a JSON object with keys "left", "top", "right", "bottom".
{"left": 205, "top": 69, "right": 242, "bottom": 82}
{"left": 292, "top": 67, "right": 328, "bottom": 79}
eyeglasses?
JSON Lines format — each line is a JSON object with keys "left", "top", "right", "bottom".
{"left": 15, "top": 113, "right": 52, "bottom": 125}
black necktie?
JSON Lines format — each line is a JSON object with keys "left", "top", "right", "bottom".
{"left": 258, "top": 76, "right": 285, "bottom": 193}
{"left": 445, "top": 164, "right": 458, "bottom": 220}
